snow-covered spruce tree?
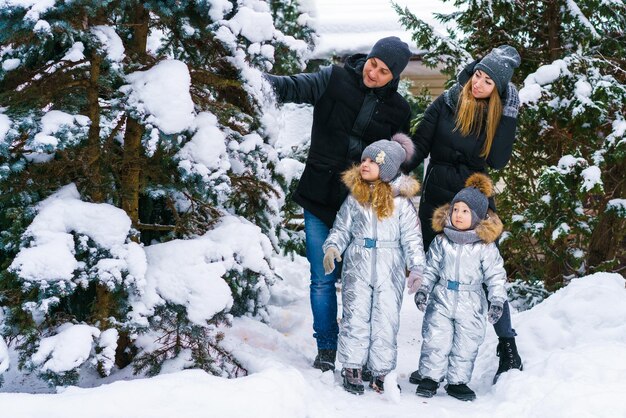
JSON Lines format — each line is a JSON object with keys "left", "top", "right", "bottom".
{"left": 395, "top": 0, "right": 626, "bottom": 291}
{"left": 513, "top": 55, "right": 626, "bottom": 289}
{"left": 261, "top": 0, "right": 319, "bottom": 257}
{"left": 0, "top": 0, "right": 307, "bottom": 386}
{"left": 268, "top": 0, "right": 315, "bottom": 75}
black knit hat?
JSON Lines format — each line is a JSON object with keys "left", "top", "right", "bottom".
{"left": 474, "top": 45, "right": 521, "bottom": 97}
{"left": 366, "top": 36, "right": 412, "bottom": 79}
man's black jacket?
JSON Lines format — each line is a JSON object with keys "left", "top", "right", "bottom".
{"left": 266, "top": 54, "right": 411, "bottom": 227}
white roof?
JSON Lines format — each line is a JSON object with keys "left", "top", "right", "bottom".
{"left": 310, "top": 0, "right": 455, "bottom": 58}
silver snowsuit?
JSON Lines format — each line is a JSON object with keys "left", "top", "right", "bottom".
{"left": 323, "top": 170, "right": 425, "bottom": 375}
{"left": 418, "top": 204, "right": 507, "bottom": 384}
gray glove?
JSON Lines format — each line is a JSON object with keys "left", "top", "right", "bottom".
{"left": 414, "top": 291, "right": 428, "bottom": 312}
{"left": 487, "top": 302, "right": 504, "bottom": 324}
{"left": 503, "top": 83, "right": 520, "bottom": 118}
{"left": 323, "top": 247, "right": 341, "bottom": 275}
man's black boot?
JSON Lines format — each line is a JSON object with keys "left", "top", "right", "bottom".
{"left": 493, "top": 337, "right": 523, "bottom": 383}
{"left": 312, "top": 349, "right": 336, "bottom": 372}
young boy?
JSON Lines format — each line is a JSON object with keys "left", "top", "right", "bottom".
{"left": 322, "top": 133, "right": 425, "bottom": 395}
{"left": 414, "top": 173, "right": 508, "bottom": 401}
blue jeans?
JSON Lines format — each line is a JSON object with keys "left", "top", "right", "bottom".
{"left": 304, "top": 210, "right": 339, "bottom": 350}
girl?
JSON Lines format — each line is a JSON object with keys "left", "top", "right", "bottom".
{"left": 322, "top": 133, "right": 425, "bottom": 395}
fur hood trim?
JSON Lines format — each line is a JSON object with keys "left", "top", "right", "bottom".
{"left": 432, "top": 203, "right": 503, "bottom": 244}
{"left": 392, "top": 172, "right": 421, "bottom": 197}
{"left": 342, "top": 166, "right": 420, "bottom": 197}
{"left": 342, "top": 166, "right": 420, "bottom": 219}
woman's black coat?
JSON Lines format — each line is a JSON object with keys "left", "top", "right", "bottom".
{"left": 407, "top": 86, "right": 517, "bottom": 250}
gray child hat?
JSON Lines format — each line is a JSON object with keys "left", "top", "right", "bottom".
{"left": 366, "top": 36, "right": 412, "bottom": 79}
{"left": 474, "top": 45, "right": 521, "bottom": 97}
{"left": 450, "top": 173, "right": 494, "bottom": 227}
{"left": 361, "top": 133, "right": 414, "bottom": 182}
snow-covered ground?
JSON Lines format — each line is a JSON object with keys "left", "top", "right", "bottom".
{"left": 2, "top": 253, "right": 625, "bottom": 418}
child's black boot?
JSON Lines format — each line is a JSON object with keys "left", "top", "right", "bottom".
{"left": 493, "top": 337, "right": 523, "bottom": 383}
{"left": 369, "top": 374, "right": 385, "bottom": 393}
{"left": 415, "top": 377, "right": 439, "bottom": 398}
{"left": 342, "top": 368, "right": 364, "bottom": 395}
{"left": 409, "top": 370, "right": 422, "bottom": 384}
{"left": 370, "top": 374, "right": 401, "bottom": 394}
{"left": 445, "top": 383, "right": 476, "bottom": 401}
{"left": 312, "top": 349, "right": 336, "bottom": 372}
{"left": 361, "top": 364, "right": 372, "bottom": 382}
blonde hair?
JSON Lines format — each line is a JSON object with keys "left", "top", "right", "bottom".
{"left": 454, "top": 82, "right": 502, "bottom": 157}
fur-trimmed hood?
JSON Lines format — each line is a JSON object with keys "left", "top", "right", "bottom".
{"left": 342, "top": 166, "right": 420, "bottom": 219}
{"left": 431, "top": 203, "right": 503, "bottom": 244}
{"left": 342, "top": 166, "right": 420, "bottom": 197}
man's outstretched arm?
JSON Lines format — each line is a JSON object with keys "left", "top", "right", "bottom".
{"left": 264, "top": 66, "right": 332, "bottom": 105}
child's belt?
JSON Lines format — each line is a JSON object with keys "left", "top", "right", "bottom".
{"left": 355, "top": 238, "right": 400, "bottom": 248}
{"left": 439, "top": 279, "right": 482, "bottom": 291}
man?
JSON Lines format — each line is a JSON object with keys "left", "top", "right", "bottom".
{"left": 265, "top": 37, "right": 413, "bottom": 372}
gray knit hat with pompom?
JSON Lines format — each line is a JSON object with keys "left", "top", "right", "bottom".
{"left": 450, "top": 173, "right": 494, "bottom": 227}
{"left": 474, "top": 45, "right": 521, "bottom": 97}
{"left": 361, "top": 133, "right": 414, "bottom": 182}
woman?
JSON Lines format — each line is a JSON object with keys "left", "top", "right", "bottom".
{"left": 406, "top": 45, "right": 523, "bottom": 384}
